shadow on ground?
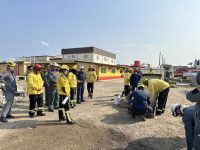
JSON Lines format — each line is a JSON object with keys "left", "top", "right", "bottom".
{"left": 114, "top": 137, "right": 186, "bottom": 150}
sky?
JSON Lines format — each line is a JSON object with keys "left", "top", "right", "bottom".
{"left": 0, "top": 0, "right": 200, "bottom": 67}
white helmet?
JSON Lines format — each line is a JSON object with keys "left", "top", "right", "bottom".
{"left": 80, "top": 65, "right": 84, "bottom": 69}
{"left": 171, "top": 104, "right": 186, "bottom": 117}
{"left": 51, "top": 62, "right": 59, "bottom": 67}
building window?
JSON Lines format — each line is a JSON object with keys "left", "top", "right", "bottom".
{"left": 72, "top": 55, "right": 75, "bottom": 58}
{"left": 104, "top": 57, "right": 108, "bottom": 62}
{"left": 111, "top": 68, "right": 115, "bottom": 74}
{"left": 101, "top": 67, "right": 106, "bottom": 73}
{"left": 84, "top": 55, "right": 88, "bottom": 59}
{"left": 96, "top": 56, "right": 99, "bottom": 60}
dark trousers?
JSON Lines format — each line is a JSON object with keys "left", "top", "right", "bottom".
{"left": 87, "top": 82, "right": 94, "bottom": 96}
{"left": 77, "top": 83, "right": 84, "bottom": 102}
{"left": 157, "top": 88, "right": 170, "bottom": 111}
{"left": 124, "top": 85, "right": 130, "bottom": 96}
{"left": 29, "top": 94, "right": 44, "bottom": 116}
{"left": 48, "top": 89, "right": 59, "bottom": 108}
{"left": 45, "top": 87, "right": 49, "bottom": 106}
{"left": 58, "top": 95, "right": 71, "bottom": 122}
{"left": 70, "top": 88, "right": 76, "bottom": 106}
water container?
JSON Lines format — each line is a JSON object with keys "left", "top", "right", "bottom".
{"left": 134, "top": 60, "right": 141, "bottom": 67}
{"left": 114, "top": 94, "right": 120, "bottom": 105}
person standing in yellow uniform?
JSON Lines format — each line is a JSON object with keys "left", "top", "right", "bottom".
{"left": 68, "top": 65, "right": 78, "bottom": 108}
{"left": 27, "top": 64, "right": 45, "bottom": 118}
{"left": 142, "top": 78, "right": 170, "bottom": 115}
{"left": 86, "top": 65, "right": 97, "bottom": 99}
{"left": 121, "top": 68, "right": 131, "bottom": 98}
{"left": 57, "top": 65, "right": 75, "bottom": 124}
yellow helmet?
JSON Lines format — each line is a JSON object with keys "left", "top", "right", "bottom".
{"left": 72, "top": 65, "right": 78, "bottom": 70}
{"left": 60, "top": 65, "right": 69, "bottom": 70}
{"left": 7, "top": 61, "right": 16, "bottom": 67}
{"left": 142, "top": 78, "right": 148, "bottom": 85}
{"left": 138, "top": 84, "right": 145, "bottom": 88}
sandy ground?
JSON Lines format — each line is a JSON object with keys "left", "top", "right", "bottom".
{"left": 0, "top": 79, "right": 194, "bottom": 150}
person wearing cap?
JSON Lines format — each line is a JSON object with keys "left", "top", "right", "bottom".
{"left": 57, "top": 65, "right": 75, "bottom": 124}
{"left": 76, "top": 65, "right": 86, "bottom": 104}
{"left": 171, "top": 104, "right": 195, "bottom": 150}
{"left": 47, "top": 62, "right": 60, "bottom": 112}
{"left": 128, "top": 84, "right": 152, "bottom": 121}
{"left": 27, "top": 64, "right": 46, "bottom": 118}
{"left": 0, "top": 61, "right": 17, "bottom": 123}
{"left": 186, "top": 71, "right": 200, "bottom": 149}
{"left": 86, "top": 65, "right": 97, "bottom": 99}
{"left": 130, "top": 67, "right": 142, "bottom": 91}
{"left": 142, "top": 78, "right": 170, "bottom": 115}
{"left": 68, "top": 65, "right": 78, "bottom": 108}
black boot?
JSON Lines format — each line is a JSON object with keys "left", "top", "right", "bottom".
{"left": 0, "top": 116, "right": 8, "bottom": 123}
{"left": 37, "top": 112, "right": 46, "bottom": 116}
{"left": 6, "top": 114, "right": 15, "bottom": 119}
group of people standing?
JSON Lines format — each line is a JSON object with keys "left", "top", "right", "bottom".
{"left": 0, "top": 61, "right": 97, "bottom": 124}
{"left": 123, "top": 67, "right": 170, "bottom": 120}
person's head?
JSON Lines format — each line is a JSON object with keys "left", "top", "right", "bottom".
{"left": 80, "top": 65, "right": 84, "bottom": 71}
{"left": 7, "top": 61, "right": 16, "bottom": 72}
{"left": 60, "top": 65, "right": 69, "bottom": 75}
{"left": 142, "top": 78, "right": 148, "bottom": 86}
{"left": 171, "top": 104, "right": 186, "bottom": 117}
{"left": 72, "top": 65, "right": 78, "bottom": 71}
{"left": 33, "top": 64, "right": 42, "bottom": 74}
{"left": 50, "top": 62, "right": 60, "bottom": 71}
{"left": 138, "top": 84, "right": 145, "bottom": 90}
{"left": 88, "top": 65, "right": 94, "bottom": 71}
{"left": 134, "top": 67, "right": 138, "bottom": 72}
{"left": 149, "top": 68, "right": 153, "bottom": 72}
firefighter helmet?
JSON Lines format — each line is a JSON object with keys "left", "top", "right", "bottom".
{"left": 60, "top": 65, "right": 69, "bottom": 70}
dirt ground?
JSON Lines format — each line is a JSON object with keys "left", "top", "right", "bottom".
{"left": 0, "top": 79, "right": 194, "bottom": 150}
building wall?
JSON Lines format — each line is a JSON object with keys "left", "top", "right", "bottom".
{"left": 98, "top": 65, "right": 121, "bottom": 80}
{"left": 63, "top": 53, "right": 116, "bottom": 65}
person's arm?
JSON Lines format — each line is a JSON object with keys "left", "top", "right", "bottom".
{"left": 48, "top": 72, "right": 56, "bottom": 84}
{"left": 94, "top": 71, "right": 97, "bottom": 81}
{"left": 186, "top": 87, "right": 200, "bottom": 102}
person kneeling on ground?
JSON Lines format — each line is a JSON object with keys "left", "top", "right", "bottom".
{"left": 128, "top": 84, "right": 153, "bottom": 121}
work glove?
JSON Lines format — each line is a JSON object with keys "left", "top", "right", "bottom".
{"left": 62, "top": 87, "right": 66, "bottom": 93}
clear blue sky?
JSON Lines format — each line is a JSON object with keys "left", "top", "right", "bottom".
{"left": 0, "top": 0, "right": 199, "bottom": 66}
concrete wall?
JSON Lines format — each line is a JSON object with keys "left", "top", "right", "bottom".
{"left": 63, "top": 53, "right": 116, "bottom": 65}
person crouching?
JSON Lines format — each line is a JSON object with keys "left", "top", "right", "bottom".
{"left": 129, "top": 84, "right": 153, "bottom": 121}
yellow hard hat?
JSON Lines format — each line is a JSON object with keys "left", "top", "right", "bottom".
{"left": 138, "top": 84, "right": 145, "bottom": 88}
{"left": 60, "top": 65, "right": 69, "bottom": 70}
{"left": 142, "top": 78, "right": 148, "bottom": 84}
{"left": 72, "top": 65, "right": 78, "bottom": 70}
{"left": 7, "top": 61, "right": 16, "bottom": 67}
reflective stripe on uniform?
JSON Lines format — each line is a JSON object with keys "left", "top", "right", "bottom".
{"left": 157, "top": 109, "right": 162, "bottom": 112}
{"left": 66, "top": 111, "right": 72, "bottom": 122}
{"left": 38, "top": 107, "right": 44, "bottom": 111}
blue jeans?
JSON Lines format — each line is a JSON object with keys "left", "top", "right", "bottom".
{"left": 1, "top": 91, "right": 15, "bottom": 117}
{"left": 77, "top": 83, "right": 84, "bottom": 102}
{"left": 194, "top": 103, "right": 200, "bottom": 150}
{"left": 183, "top": 106, "right": 195, "bottom": 150}
{"left": 48, "top": 89, "right": 59, "bottom": 108}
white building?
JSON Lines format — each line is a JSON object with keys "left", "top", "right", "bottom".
{"left": 15, "top": 55, "right": 57, "bottom": 63}
{"left": 61, "top": 47, "right": 117, "bottom": 65}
